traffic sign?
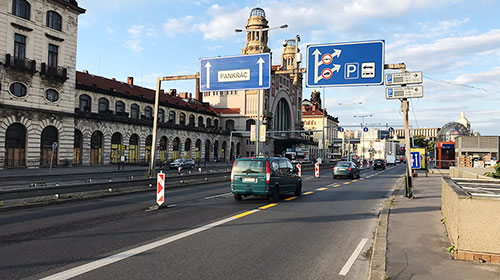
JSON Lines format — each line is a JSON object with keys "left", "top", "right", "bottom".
{"left": 386, "top": 86, "right": 423, "bottom": 99}
{"left": 157, "top": 172, "right": 165, "bottom": 206}
{"left": 199, "top": 53, "right": 271, "bottom": 92}
{"left": 306, "top": 40, "right": 385, "bottom": 87}
{"left": 411, "top": 152, "right": 421, "bottom": 169}
{"left": 315, "top": 163, "right": 320, "bottom": 178}
{"left": 388, "top": 127, "right": 394, "bottom": 133}
{"left": 338, "top": 127, "right": 345, "bottom": 132}
{"left": 385, "top": 71, "right": 422, "bottom": 85}
{"left": 363, "top": 127, "right": 369, "bottom": 132}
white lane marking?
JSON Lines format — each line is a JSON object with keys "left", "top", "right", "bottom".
{"left": 339, "top": 238, "right": 369, "bottom": 276}
{"left": 204, "top": 193, "right": 232, "bottom": 199}
{"left": 40, "top": 210, "right": 260, "bottom": 280}
{"left": 326, "top": 183, "right": 336, "bottom": 187}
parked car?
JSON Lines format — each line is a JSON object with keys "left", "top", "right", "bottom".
{"left": 373, "top": 159, "right": 386, "bottom": 170}
{"left": 395, "top": 157, "right": 401, "bottom": 164}
{"left": 332, "top": 161, "right": 360, "bottom": 179}
{"left": 230, "top": 157, "right": 302, "bottom": 202}
{"left": 169, "top": 158, "right": 195, "bottom": 169}
{"left": 386, "top": 155, "right": 396, "bottom": 166}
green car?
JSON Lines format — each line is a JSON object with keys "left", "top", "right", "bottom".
{"left": 333, "top": 161, "right": 360, "bottom": 179}
{"left": 231, "top": 157, "right": 302, "bottom": 202}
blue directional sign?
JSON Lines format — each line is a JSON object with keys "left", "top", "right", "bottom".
{"left": 199, "top": 53, "right": 271, "bottom": 92}
{"left": 388, "top": 127, "right": 395, "bottom": 133}
{"left": 338, "top": 127, "right": 345, "bottom": 132}
{"left": 306, "top": 40, "right": 385, "bottom": 87}
{"left": 411, "top": 151, "right": 421, "bottom": 169}
{"left": 363, "top": 127, "right": 369, "bottom": 132}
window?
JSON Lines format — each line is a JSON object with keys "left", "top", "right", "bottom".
{"left": 9, "top": 82, "right": 27, "bottom": 97}
{"left": 189, "top": 114, "right": 195, "bottom": 126}
{"left": 130, "top": 104, "right": 139, "bottom": 119}
{"left": 46, "top": 11, "right": 62, "bottom": 31}
{"left": 214, "top": 119, "right": 219, "bottom": 130}
{"left": 115, "top": 101, "right": 125, "bottom": 113}
{"left": 45, "top": 89, "right": 59, "bottom": 102}
{"left": 98, "top": 98, "right": 109, "bottom": 113}
{"left": 198, "top": 116, "right": 204, "bottom": 127}
{"left": 144, "top": 106, "right": 153, "bottom": 119}
{"left": 168, "top": 111, "right": 176, "bottom": 123}
{"left": 48, "top": 44, "right": 58, "bottom": 67}
{"left": 14, "top": 34, "right": 26, "bottom": 59}
{"left": 206, "top": 118, "right": 212, "bottom": 128}
{"left": 79, "top": 94, "right": 91, "bottom": 112}
{"left": 158, "top": 109, "right": 165, "bottom": 122}
{"left": 12, "top": 0, "right": 30, "bottom": 20}
{"left": 179, "top": 113, "right": 186, "bottom": 125}
{"left": 246, "top": 119, "right": 255, "bottom": 131}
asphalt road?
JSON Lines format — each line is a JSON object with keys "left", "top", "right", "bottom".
{"left": 0, "top": 164, "right": 405, "bottom": 280}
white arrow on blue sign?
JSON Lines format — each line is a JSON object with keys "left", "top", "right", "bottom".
{"left": 199, "top": 53, "right": 271, "bottom": 92}
{"left": 306, "top": 40, "right": 385, "bottom": 87}
{"left": 411, "top": 151, "right": 421, "bottom": 169}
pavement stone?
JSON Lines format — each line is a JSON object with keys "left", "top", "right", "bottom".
{"left": 386, "top": 175, "right": 500, "bottom": 279}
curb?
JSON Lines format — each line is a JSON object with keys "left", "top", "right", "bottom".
{"left": 368, "top": 176, "right": 405, "bottom": 280}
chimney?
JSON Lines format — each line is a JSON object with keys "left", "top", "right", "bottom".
{"left": 312, "top": 104, "right": 317, "bottom": 111}
{"left": 188, "top": 93, "right": 192, "bottom": 100}
{"left": 302, "top": 105, "right": 306, "bottom": 112}
{"left": 160, "top": 89, "right": 164, "bottom": 94}
{"left": 196, "top": 76, "right": 203, "bottom": 103}
{"left": 179, "top": 92, "right": 188, "bottom": 99}
{"left": 112, "top": 78, "right": 116, "bottom": 81}
{"left": 169, "top": 89, "right": 176, "bottom": 96}
{"left": 83, "top": 69, "right": 89, "bottom": 74}
{"left": 127, "top": 77, "right": 134, "bottom": 85}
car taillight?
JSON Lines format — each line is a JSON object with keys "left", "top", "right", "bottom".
{"left": 332, "top": 167, "right": 336, "bottom": 171}
{"left": 266, "top": 161, "right": 271, "bottom": 184}
{"left": 348, "top": 167, "right": 352, "bottom": 171}
{"left": 230, "top": 160, "right": 236, "bottom": 183}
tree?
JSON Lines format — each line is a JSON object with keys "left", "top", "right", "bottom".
{"left": 413, "top": 134, "right": 427, "bottom": 148}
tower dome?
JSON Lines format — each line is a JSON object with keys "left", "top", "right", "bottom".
{"left": 242, "top": 7, "right": 269, "bottom": 54}
{"left": 250, "top": 7, "right": 266, "bottom": 18}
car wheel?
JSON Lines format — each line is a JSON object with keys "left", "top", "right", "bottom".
{"left": 269, "top": 186, "right": 280, "bottom": 202}
{"left": 233, "top": 194, "right": 242, "bottom": 201}
{"left": 294, "top": 182, "right": 302, "bottom": 196}
{"left": 351, "top": 173, "right": 355, "bottom": 179}
{"left": 191, "top": 164, "right": 194, "bottom": 169}
{"left": 333, "top": 175, "right": 337, "bottom": 179}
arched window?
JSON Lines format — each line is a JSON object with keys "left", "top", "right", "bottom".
{"left": 46, "top": 10, "right": 62, "bottom": 31}
{"left": 214, "top": 119, "right": 219, "bottom": 130}
{"left": 45, "top": 89, "right": 59, "bottom": 102}
{"left": 189, "top": 114, "right": 195, "bottom": 126}
{"left": 246, "top": 119, "right": 256, "bottom": 131}
{"left": 159, "top": 136, "right": 168, "bottom": 161}
{"left": 144, "top": 106, "right": 153, "bottom": 119}
{"left": 130, "top": 104, "right": 139, "bottom": 119}
{"left": 9, "top": 82, "right": 27, "bottom": 97}
{"left": 111, "top": 132, "right": 122, "bottom": 163}
{"left": 73, "top": 129, "right": 83, "bottom": 165}
{"left": 179, "top": 113, "right": 186, "bottom": 125}
{"left": 115, "top": 101, "right": 125, "bottom": 114}
{"left": 158, "top": 109, "right": 165, "bottom": 122}
{"left": 40, "top": 126, "right": 58, "bottom": 166}
{"left": 169, "top": 111, "right": 176, "bottom": 123}
{"left": 274, "top": 98, "right": 291, "bottom": 132}
{"left": 206, "top": 118, "right": 212, "bottom": 128}
{"left": 12, "top": 0, "right": 30, "bottom": 20}
{"left": 129, "top": 134, "right": 139, "bottom": 163}
{"left": 5, "top": 123, "right": 26, "bottom": 167}
{"left": 79, "top": 94, "right": 91, "bottom": 112}
{"left": 198, "top": 116, "right": 204, "bottom": 127}
{"left": 98, "top": 98, "right": 109, "bottom": 113}
{"left": 145, "top": 135, "right": 152, "bottom": 162}
{"left": 205, "top": 140, "right": 211, "bottom": 162}
{"left": 225, "top": 120, "right": 235, "bottom": 131}
{"left": 90, "top": 131, "right": 103, "bottom": 164}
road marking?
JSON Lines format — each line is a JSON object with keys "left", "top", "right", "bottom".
{"left": 40, "top": 209, "right": 261, "bottom": 280}
{"left": 344, "top": 182, "right": 350, "bottom": 185}
{"left": 326, "top": 183, "right": 336, "bottom": 187}
{"left": 259, "top": 203, "right": 277, "bottom": 209}
{"left": 333, "top": 184, "right": 341, "bottom": 187}
{"left": 303, "top": 191, "right": 314, "bottom": 195}
{"left": 204, "top": 193, "right": 232, "bottom": 199}
{"left": 359, "top": 178, "right": 364, "bottom": 180}
{"left": 339, "top": 238, "right": 369, "bottom": 276}
{"left": 316, "top": 187, "right": 328, "bottom": 191}
{"left": 352, "top": 179, "right": 358, "bottom": 182}
{"left": 285, "top": 196, "right": 297, "bottom": 201}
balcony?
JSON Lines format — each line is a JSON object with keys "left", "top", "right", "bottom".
{"left": 3, "top": 54, "right": 37, "bottom": 75}
{"left": 40, "top": 63, "right": 68, "bottom": 83}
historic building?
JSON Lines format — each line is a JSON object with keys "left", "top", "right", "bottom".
{"left": 0, "top": 0, "right": 240, "bottom": 169}
{"left": 203, "top": 8, "right": 304, "bottom": 157}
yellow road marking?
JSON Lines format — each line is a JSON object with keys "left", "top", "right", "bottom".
{"left": 303, "top": 191, "right": 313, "bottom": 195}
{"left": 333, "top": 184, "right": 341, "bottom": 187}
{"left": 344, "top": 182, "right": 351, "bottom": 185}
{"left": 352, "top": 180, "right": 358, "bottom": 182}
{"left": 316, "top": 187, "right": 328, "bottom": 191}
{"left": 359, "top": 178, "right": 364, "bottom": 180}
{"left": 285, "top": 196, "right": 297, "bottom": 201}
{"left": 232, "top": 210, "right": 258, "bottom": 219}
{"left": 259, "top": 203, "right": 277, "bottom": 210}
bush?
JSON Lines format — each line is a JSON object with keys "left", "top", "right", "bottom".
{"left": 495, "top": 163, "right": 500, "bottom": 178}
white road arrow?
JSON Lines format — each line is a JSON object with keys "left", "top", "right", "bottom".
{"left": 332, "top": 49, "right": 342, "bottom": 58}
{"left": 204, "top": 61, "right": 212, "bottom": 89}
{"left": 257, "top": 57, "right": 265, "bottom": 86}
{"left": 313, "top": 49, "right": 323, "bottom": 83}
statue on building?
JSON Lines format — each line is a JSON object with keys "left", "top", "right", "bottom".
{"left": 311, "top": 90, "right": 321, "bottom": 108}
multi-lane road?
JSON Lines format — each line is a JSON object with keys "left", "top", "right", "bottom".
{"left": 0, "top": 164, "right": 404, "bottom": 280}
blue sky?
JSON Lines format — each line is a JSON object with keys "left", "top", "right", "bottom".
{"left": 76, "top": 0, "right": 500, "bottom": 135}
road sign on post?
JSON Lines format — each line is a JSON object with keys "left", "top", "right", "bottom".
{"left": 385, "top": 71, "right": 422, "bottom": 86}
{"left": 411, "top": 151, "right": 421, "bottom": 169}
{"left": 199, "top": 53, "right": 271, "bottom": 92}
{"left": 306, "top": 40, "right": 385, "bottom": 87}
{"left": 386, "top": 86, "right": 423, "bottom": 99}
{"left": 157, "top": 172, "right": 165, "bottom": 206}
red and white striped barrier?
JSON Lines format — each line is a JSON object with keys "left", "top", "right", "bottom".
{"left": 315, "top": 163, "right": 320, "bottom": 178}
{"left": 157, "top": 171, "right": 165, "bottom": 206}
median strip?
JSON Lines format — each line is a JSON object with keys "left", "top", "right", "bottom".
{"left": 232, "top": 209, "right": 260, "bottom": 219}
{"left": 316, "top": 187, "right": 328, "bottom": 191}
{"left": 344, "top": 182, "right": 351, "bottom": 185}
{"left": 352, "top": 180, "right": 358, "bottom": 182}
{"left": 303, "top": 191, "right": 314, "bottom": 195}
{"left": 285, "top": 196, "right": 297, "bottom": 201}
{"left": 259, "top": 203, "right": 277, "bottom": 210}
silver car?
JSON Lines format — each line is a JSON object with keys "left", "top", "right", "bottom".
{"left": 169, "top": 158, "right": 195, "bottom": 169}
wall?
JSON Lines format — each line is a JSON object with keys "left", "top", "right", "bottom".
{"left": 449, "top": 167, "right": 495, "bottom": 179}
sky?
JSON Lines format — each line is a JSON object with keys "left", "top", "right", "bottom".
{"left": 76, "top": 0, "right": 500, "bottom": 135}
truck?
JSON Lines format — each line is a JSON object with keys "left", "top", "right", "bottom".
{"left": 386, "top": 155, "right": 396, "bottom": 166}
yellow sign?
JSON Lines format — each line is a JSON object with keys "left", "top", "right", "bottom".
{"left": 121, "top": 145, "right": 126, "bottom": 150}
{"left": 259, "top": 125, "right": 266, "bottom": 142}
{"left": 250, "top": 125, "right": 256, "bottom": 142}
{"left": 410, "top": 147, "right": 426, "bottom": 169}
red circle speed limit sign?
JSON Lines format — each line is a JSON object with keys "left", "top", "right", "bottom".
{"left": 321, "top": 68, "right": 333, "bottom": 79}
{"left": 322, "top": 53, "right": 332, "bottom": 65}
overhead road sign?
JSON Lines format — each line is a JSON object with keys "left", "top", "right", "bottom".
{"left": 385, "top": 71, "right": 423, "bottom": 86}
{"left": 200, "top": 53, "right": 271, "bottom": 92}
{"left": 306, "top": 40, "right": 385, "bottom": 87}
{"left": 386, "top": 85, "right": 423, "bottom": 99}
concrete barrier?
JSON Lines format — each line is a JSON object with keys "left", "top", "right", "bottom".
{"left": 449, "top": 166, "right": 495, "bottom": 179}
{"left": 441, "top": 177, "right": 500, "bottom": 262}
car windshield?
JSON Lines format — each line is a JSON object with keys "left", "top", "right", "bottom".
{"left": 173, "top": 159, "right": 183, "bottom": 163}
{"left": 336, "top": 161, "right": 351, "bottom": 167}
{"left": 233, "top": 160, "right": 266, "bottom": 173}
{"left": 375, "top": 160, "right": 383, "bottom": 163}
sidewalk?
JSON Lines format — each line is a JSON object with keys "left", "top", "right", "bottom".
{"left": 386, "top": 175, "right": 500, "bottom": 279}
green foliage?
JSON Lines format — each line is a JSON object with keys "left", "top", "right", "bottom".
{"left": 447, "top": 245, "right": 455, "bottom": 253}
{"left": 427, "top": 140, "right": 436, "bottom": 154}
{"left": 413, "top": 135, "right": 427, "bottom": 148}
{"left": 495, "top": 163, "right": 500, "bottom": 177}
{"left": 441, "top": 217, "right": 446, "bottom": 224}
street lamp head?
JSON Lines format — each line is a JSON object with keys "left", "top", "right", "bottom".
{"left": 235, "top": 29, "right": 243, "bottom": 33}
{"left": 280, "top": 24, "right": 289, "bottom": 29}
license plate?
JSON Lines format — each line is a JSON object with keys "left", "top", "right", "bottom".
{"left": 242, "top": 177, "right": 257, "bottom": 183}
{"left": 338, "top": 167, "right": 346, "bottom": 171}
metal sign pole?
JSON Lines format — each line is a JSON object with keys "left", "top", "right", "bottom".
{"left": 148, "top": 78, "right": 161, "bottom": 178}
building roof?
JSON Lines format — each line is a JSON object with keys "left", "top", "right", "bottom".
{"left": 213, "top": 108, "right": 241, "bottom": 114}
{"left": 76, "top": 71, "right": 217, "bottom": 116}
{"left": 302, "top": 110, "right": 325, "bottom": 116}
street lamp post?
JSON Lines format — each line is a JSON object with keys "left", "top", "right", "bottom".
{"left": 354, "top": 114, "right": 373, "bottom": 161}
{"left": 339, "top": 102, "right": 362, "bottom": 161}
{"left": 235, "top": 24, "right": 287, "bottom": 156}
